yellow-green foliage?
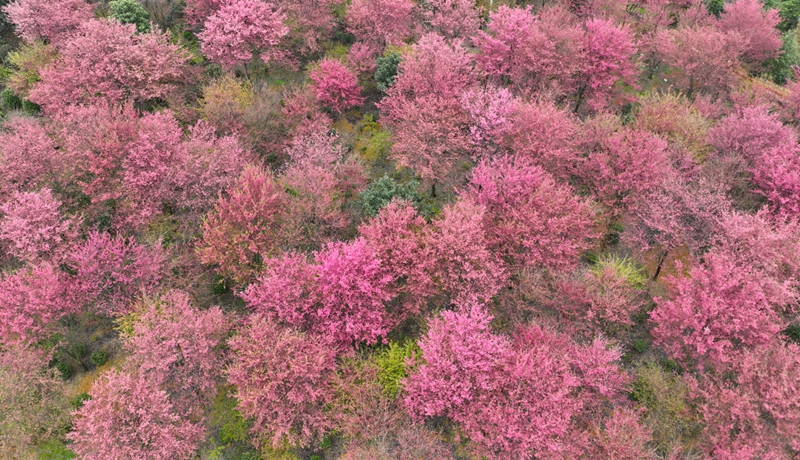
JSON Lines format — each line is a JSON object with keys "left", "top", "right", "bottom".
{"left": 354, "top": 115, "right": 392, "bottom": 164}
{"left": 372, "top": 340, "right": 419, "bottom": 398}
{"left": 591, "top": 254, "right": 647, "bottom": 289}
{"left": 633, "top": 92, "right": 712, "bottom": 161}
{"left": 631, "top": 362, "right": 701, "bottom": 455}
{"left": 6, "top": 41, "right": 57, "bottom": 97}
{"left": 209, "top": 389, "right": 250, "bottom": 445}
{"left": 199, "top": 74, "right": 255, "bottom": 129}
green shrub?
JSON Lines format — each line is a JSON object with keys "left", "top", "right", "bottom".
{"left": 90, "top": 351, "right": 107, "bottom": 367}
{"left": 632, "top": 339, "right": 649, "bottom": 353}
{"left": 631, "top": 362, "right": 700, "bottom": 455}
{"left": 68, "top": 343, "right": 88, "bottom": 360}
{"left": 779, "top": 0, "right": 800, "bottom": 31}
{"left": 768, "top": 29, "right": 800, "bottom": 84}
{"left": 783, "top": 323, "right": 800, "bottom": 344}
{"left": 109, "top": 0, "right": 151, "bottom": 34}
{"left": 1, "top": 87, "right": 21, "bottom": 109}
{"left": 70, "top": 392, "right": 91, "bottom": 409}
{"left": 358, "top": 176, "right": 421, "bottom": 217}
{"left": 37, "top": 439, "right": 76, "bottom": 460}
{"left": 590, "top": 254, "right": 648, "bottom": 289}
{"left": 374, "top": 51, "right": 401, "bottom": 92}
{"left": 21, "top": 99, "right": 40, "bottom": 115}
{"left": 705, "top": 0, "right": 724, "bottom": 16}
{"left": 54, "top": 362, "right": 72, "bottom": 380}
{"left": 209, "top": 391, "right": 250, "bottom": 445}
{"left": 373, "top": 340, "right": 419, "bottom": 398}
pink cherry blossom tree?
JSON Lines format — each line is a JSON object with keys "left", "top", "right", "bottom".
{"left": 464, "top": 155, "right": 596, "bottom": 273}
{"left": 650, "top": 251, "right": 787, "bottom": 367}
{"left": 227, "top": 314, "right": 337, "bottom": 448}
{"left": 428, "top": 200, "right": 507, "bottom": 305}
{"left": 29, "top": 20, "right": 191, "bottom": 111}
{"left": 309, "top": 59, "right": 365, "bottom": 113}
{"left": 124, "top": 290, "right": 229, "bottom": 418}
{"left": 716, "top": 0, "right": 782, "bottom": 64}
{"left": 198, "top": 0, "right": 289, "bottom": 70}
{"left": 358, "top": 200, "right": 437, "bottom": 317}
{"left": 69, "top": 370, "right": 206, "bottom": 460}
{"left": 0, "top": 264, "right": 74, "bottom": 345}
{"left": 3, "top": 0, "right": 94, "bottom": 44}
{"left": 67, "top": 231, "right": 164, "bottom": 316}
{"left": 0, "top": 189, "right": 76, "bottom": 263}
{"left": 346, "top": 0, "right": 414, "bottom": 48}
{"left": 422, "top": 0, "right": 482, "bottom": 39}
{"left": 198, "top": 166, "right": 286, "bottom": 284}
{"left": 241, "top": 237, "right": 395, "bottom": 346}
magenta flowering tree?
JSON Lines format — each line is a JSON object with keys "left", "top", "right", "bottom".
{"left": 0, "top": 117, "right": 68, "bottom": 198}
{"left": 309, "top": 59, "right": 365, "bottom": 113}
{"left": 500, "top": 99, "right": 580, "bottom": 180}
{"left": 751, "top": 145, "right": 800, "bottom": 217}
{"left": 241, "top": 237, "right": 395, "bottom": 346}
{"left": 429, "top": 200, "right": 507, "bottom": 305}
{"left": 29, "top": 20, "right": 191, "bottom": 111}
{"left": 474, "top": 5, "right": 584, "bottom": 96}
{"left": 655, "top": 25, "right": 746, "bottom": 97}
{"left": 346, "top": 0, "right": 414, "bottom": 48}
{"left": 379, "top": 33, "right": 477, "bottom": 185}
{"left": 650, "top": 251, "right": 787, "bottom": 367}
{"left": 422, "top": 0, "right": 482, "bottom": 39}
{"left": 716, "top": 0, "right": 782, "bottom": 65}
{"left": 358, "top": 200, "right": 437, "bottom": 317}
{"left": 578, "top": 126, "right": 671, "bottom": 215}
{"left": 124, "top": 291, "right": 229, "bottom": 417}
{"left": 67, "top": 231, "right": 165, "bottom": 316}
{"left": 3, "top": 0, "right": 94, "bottom": 44}
{"left": 227, "top": 314, "right": 337, "bottom": 448}
{"left": 69, "top": 370, "right": 206, "bottom": 460}
{"left": 0, "top": 189, "right": 76, "bottom": 263}
{"left": 463, "top": 155, "right": 596, "bottom": 273}
{"left": 574, "top": 18, "right": 638, "bottom": 112}
{"left": 198, "top": 0, "right": 289, "bottom": 70}
{"left": 690, "top": 342, "right": 800, "bottom": 458}
{"left": 404, "top": 305, "right": 627, "bottom": 459}
{"left": 0, "top": 264, "right": 74, "bottom": 345}
{"left": 198, "top": 166, "right": 286, "bottom": 283}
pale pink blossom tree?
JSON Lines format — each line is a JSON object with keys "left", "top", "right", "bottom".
{"left": 464, "top": 155, "right": 596, "bottom": 273}
{"left": 69, "top": 370, "right": 206, "bottom": 460}
{"left": 198, "top": 0, "right": 289, "bottom": 70}
{"left": 3, "top": 0, "right": 94, "bottom": 44}
{"left": 309, "top": 59, "right": 365, "bottom": 113}
{"left": 227, "top": 314, "right": 337, "bottom": 448}
{"left": 0, "top": 189, "right": 76, "bottom": 263}
{"left": 124, "top": 290, "right": 229, "bottom": 418}
{"left": 30, "top": 20, "right": 191, "bottom": 111}
{"left": 346, "top": 0, "right": 414, "bottom": 48}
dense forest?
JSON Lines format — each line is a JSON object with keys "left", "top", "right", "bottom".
{"left": 1, "top": 0, "right": 800, "bottom": 458}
